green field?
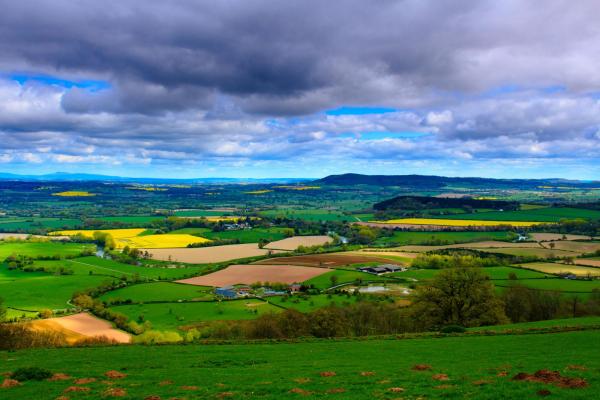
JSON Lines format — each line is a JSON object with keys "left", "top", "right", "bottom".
{"left": 0, "top": 217, "right": 82, "bottom": 231}
{"left": 110, "top": 299, "right": 282, "bottom": 330}
{"left": 2, "top": 330, "right": 599, "bottom": 399}
{"left": 469, "top": 316, "right": 600, "bottom": 332}
{"left": 100, "top": 282, "right": 213, "bottom": 303}
{"left": 269, "top": 294, "right": 359, "bottom": 312}
{"left": 392, "top": 266, "right": 549, "bottom": 282}
{"left": 374, "top": 231, "right": 513, "bottom": 246}
{"left": 0, "top": 241, "right": 94, "bottom": 259}
{"left": 436, "top": 207, "right": 600, "bottom": 222}
{"left": 304, "top": 269, "right": 391, "bottom": 290}
{"left": 95, "top": 215, "right": 165, "bottom": 224}
{"left": 0, "top": 266, "right": 110, "bottom": 311}
{"left": 173, "top": 210, "right": 234, "bottom": 217}
{"left": 494, "top": 278, "right": 600, "bottom": 297}
{"left": 168, "top": 227, "right": 290, "bottom": 243}
{"left": 260, "top": 209, "right": 351, "bottom": 222}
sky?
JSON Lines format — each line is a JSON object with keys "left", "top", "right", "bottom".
{"left": 1, "top": 1, "right": 600, "bottom": 179}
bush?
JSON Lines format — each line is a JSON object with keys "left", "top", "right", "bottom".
{"left": 12, "top": 367, "right": 53, "bottom": 381}
{"left": 440, "top": 325, "right": 466, "bottom": 333}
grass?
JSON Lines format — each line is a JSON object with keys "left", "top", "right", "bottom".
{"left": 391, "top": 266, "right": 549, "bottom": 282}
{"left": 304, "top": 269, "right": 390, "bottom": 290}
{"left": 269, "top": 294, "right": 359, "bottom": 312}
{"left": 2, "top": 329, "right": 600, "bottom": 399}
{"left": 494, "top": 278, "right": 600, "bottom": 297}
{"left": 373, "top": 218, "right": 543, "bottom": 227}
{"left": 374, "top": 231, "right": 513, "bottom": 246}
{"left": 173, "top": 210, "right": 234, "bottom": 217}
{"left": 0, "top": 241, "right": 93, "bottom": 259}
{"left": 94, "top": 216, "right": 165, "bottom": 224}
{"left": 0, "top": 217, "right": 82, "bottom": 231}
{"left": 110, "top": 299, "right": 281, "bottom": 330}
{"left": 100, "top": 282, "right": 213, "bottom": 303}
{"left": 260, "top": 209, "right": 352, "bottom": 222}
{"left": 476, "top": 247, "right": 575, "bottom": 258}
{"left": 469, "top": 316, "right": 600, "bottom": 332}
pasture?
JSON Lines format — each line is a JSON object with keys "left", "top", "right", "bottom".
{"left": 0, "top": 217, "right": 82, "bottom": 231}
{"left": 110, "top": 299, "right": 281, "bottom": 330}
{"left": 373, "top": 230, "right": 514, "bottom": 246}
{"left": 168, "top": 227, "right": 290, "bottom": 244}
{"left": 268, "top": 293, "right": 359, "bottom": 312}
{"left": 2, "top": 330, "right": 600, "bottom": 399}
{"left": 0, "top": 241, "right": 93, "bottom": 259}
{"left": 29, "top": 313, "right": 131, "bottom": 343}
{"left": 100, "top": 282, "right": 213, "bottom": 303}
{"left": 303, "top": 269, "right": 388, "bottom": 290}
{"left": 257, "top": 252, "right": 407, "bottom": 267}
{"left": 436, "top": 207, "right": 600, "bottom": 222}
{"left": 177, "top": 264, "right": 329, "bottom": 287}
{"left": 260, "top": 208, "right": 351, "bottom": 221}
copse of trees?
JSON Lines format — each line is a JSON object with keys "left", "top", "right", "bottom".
{"left": 0, "top": 297, "right": 6, "bottom": 322}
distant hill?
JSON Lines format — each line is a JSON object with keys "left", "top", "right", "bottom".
{"left": 315, "top": 173, "right": 598, "bottom": 189}
{"left": 374, "top": 195, "right": 520, "bottom": 212}
{"left": 0, "top": 172, "right": 309, "bottom": 184}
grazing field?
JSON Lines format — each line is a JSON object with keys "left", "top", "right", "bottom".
{"left": 517, "top": 262, "right": 600, "bottom": 277}
{"left": 469, "top": 316, "right": 600, "bottom": 332}
{"left": 29, "top": 313, "right": 131, "bottom": 343}
{"left": 111, "top": 299, "right": 281, "bottom": 330}
{"left": 385, "top": 241, "right": 541, "bottom": 253}
{"left": 494, "top": 277, "right": 600, "bottom": 296}
{"left": 372, "top": 218, "right": 543, "bottom": 227}
{"left": 177, "top": 264, "right": 329, "bottom": 287}
{"left": 100, "top": 282, "right": 213, "bottom": 303}
{"left": 257, "top": 253, "right": 405, "bottom": 267}
{"left": 0, "top": 241, "right": 93, "bottom": 259}
{"left": 2, "top": 330, "right": 600, "bottom": 399}
{"left": 475, "top": 247, "right": 577, "bottom": 258}
{"left": 143, "top": 243, "right": 272, "bottom": 264}
{"left": 373, "top": 230, "right": 514, "bottom": 246}
{"left": 264, "top": 235, "right": 331, "bottom": 250}
{"left": 173, "top": 209, "right": 235, "bottom": 217}
{"left": 94, "top": 215, "right": 165, "bottom": 224}
{"left": 37, "top": 256, "right": 206, "bottom": 280}
{"left": 269, "top": 293, "right": 359, "bottom": 312}
{"left": 391, "top": 266, "right": 549, "bottom": 282}
{"left": 117, "top": 234, "right": 209, "bottom": 249}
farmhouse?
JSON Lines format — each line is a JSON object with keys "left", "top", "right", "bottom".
{"left": 359, "top": 264, "right": 405, "bottom": 275}
{"left": 215, "top": 286, "right": 238, "bottom": 299}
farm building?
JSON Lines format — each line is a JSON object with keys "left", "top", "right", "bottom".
{"left": 289, "top": 283, "right": 302, "bottom": 293}
{"left": 359, "top": 264, "right": 405, "bottom": 275}
{"left": 215, "top": 286, "right": 238, "bottom": 299}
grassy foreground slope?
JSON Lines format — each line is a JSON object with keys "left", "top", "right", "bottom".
{"left": 1, "top": 330, "right": 599, "bottom": 399}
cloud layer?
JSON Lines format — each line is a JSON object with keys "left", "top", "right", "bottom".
{"left": 1, "top": 0, "right": 599, "bottom": 178}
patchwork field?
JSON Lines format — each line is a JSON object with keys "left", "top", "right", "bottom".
{"left": 529, "top": 233, "right": 594, "bottom": 241}
{"left": 372, "top": 218, "right": 544, "bottom": 227}
{"left": 29, "top": 313, "right": 131, "bottom": 343}
{"left": 143, "top": 243, "right": 273, "bottom": 264}
{"left": 177, "top": 264, "right": 329, "bottom": 287}
{"left": 117, "top": 234, "right": 209, "bottom": 248}
{"left": 2, "top": 330, "right": 600, "bottom": 399}
{"left": 518, "top": 262, "right": 600, "bottom": 277}
{"left": 0, "top": 217, "right": 82, "bottom": 231}
{"left": 304, "top": 269, "right": 390, "bottom": 290}
{"left": 168, "top": 227, "right": 290, "bottom": 244}
{"left": 541, "top": 240, "right": 600, "bottom": 254}
{"left": 264, "top": 235, "right": 331, "bottom": 250}
{"left": 573, "top": 258, "right": 600, "bottom": 268}
{"left": 260, "top": 208, "right": 351, "bottom": 221}
{"left": 256, "top": 253, "right": 407, "bottom": 267}
{"left": 51, "top": 228, "right": 147, "bottom": 241}
{"left": 373, "top": 230, "right": 514, "bottom": 246}
{"left": 435, "top": 207, "right": 600, "bottom": 222}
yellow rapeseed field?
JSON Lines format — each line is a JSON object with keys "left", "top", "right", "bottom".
{"left": 52, "top": 191, "right": 96, "bottom": 197}
{"left": 373, "top": 218, "right": 542, "bottom": 227}
{"left": 118, "top": 234, "right": 210, "bottom": 249}
{"left": 244, "top": 190, "right": 273, "bottom": 194}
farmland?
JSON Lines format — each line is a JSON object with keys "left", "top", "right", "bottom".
{"left": 168, "top": 227, "right": 290, "bottom": 243}
{"left": 372, "top": 218, "right": 543, "bottom": 227}
{"left": 142, "top": 243, "right": 272, "bottom": 264}
{"left": 0, "top": 241, "right": 93, "bottom": 259}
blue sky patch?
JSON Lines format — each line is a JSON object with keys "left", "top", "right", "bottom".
{"left": 325, "top": 106, "right": 397, "bottom": 116}
{"left": 10, "top": 73, "right": 110, "bottom": 92}
{"left": 340, "top": 131, "right": 430, "bottom": 140}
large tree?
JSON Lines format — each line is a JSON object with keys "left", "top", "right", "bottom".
{"left": 412, "top": 267, "right": 507, "bottom": 328}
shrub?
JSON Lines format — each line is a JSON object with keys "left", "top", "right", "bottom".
{"left": 440, "top": 325, "right": 466, "bottom": 333}
{"left": 12, "top": 367, "right": 53, "bottom": 381}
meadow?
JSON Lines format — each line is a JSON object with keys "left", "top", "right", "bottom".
{"left": 260, "top": 208, "right": 352, "bottom": 221}
{"left": 268, "top": 293, "right": 359, "bottom": 312}
{"left": 100, "top": 282, "right": 213, "bottom": 303}
{"left": 1, "top": 330, "right": 599, "bottom": 399}
{"left": 373, "top": 218, "right": 543, "bottom": 227}
{"left": 168, "top": 227, "right": 289, "bottom": 243}
{"left": 435, "top": 207, "right": 600, "bottom": 222}
{"left": 373, "top": 231, "right": 514, "bottom": 246}
{"left": 517, "top": 262, "right": 600, "bottom": 277}
{"left": 0, "top": 217, "right": 82, "bottom": 231}
{"left": 304, "top": 269, "right": 391, "bottom": 290}
{"left": 0, "top": 241, "right": 93, "bottom": 259}
{"left": 110, "top": 299, "right": 281, "bottom": 330}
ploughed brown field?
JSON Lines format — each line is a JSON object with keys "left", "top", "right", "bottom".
{"left": 141, "top": 243, "right": 274, "bottom": 264}
{"left": 29, "top": 313, "right": 131, "bottom": 344}
{"left": 176, "top": 264, "right": 329, "bottom": 286}
{"left": 264, "top": 235, "right": 331, "bottom": 251}
{"left": 572, "top": 259, "right": 600, "bottom": 268}
{"left": 256, "top": 253, "right": 404, "bottom": 267}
